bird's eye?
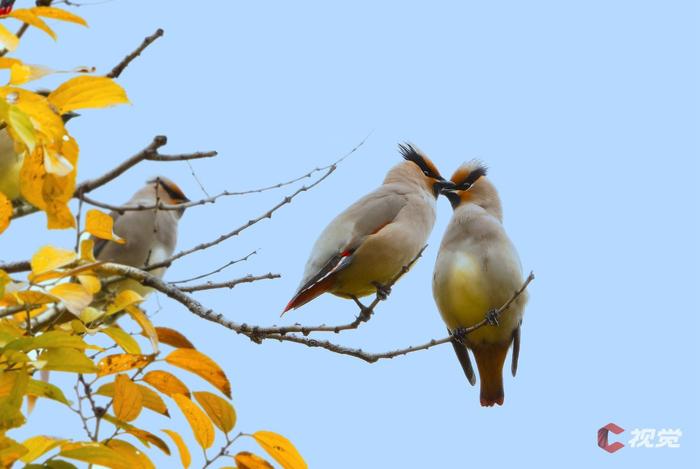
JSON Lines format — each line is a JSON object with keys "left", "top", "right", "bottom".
{"left": 423, "top": 170, "right": 430, "bottom": 176}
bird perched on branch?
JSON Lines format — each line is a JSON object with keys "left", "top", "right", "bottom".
{"left": 95, "top": 176, "right": 190, "bottom": 283}
{"left": 284, "top": 143, "right": 452, "bottom": 313}
{"left": 432, "top": 161, "right": 527, "bottom": 406}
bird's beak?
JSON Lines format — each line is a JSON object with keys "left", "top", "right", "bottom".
{"left": 432, "top": 179, "right": 454, "bottom": 198}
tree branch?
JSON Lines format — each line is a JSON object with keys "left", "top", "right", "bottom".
{"left": 179, "top": 273, "right": 280, "bottom": 293}
{"left": 106, "top": 28, "right": 164, "bottom": 79}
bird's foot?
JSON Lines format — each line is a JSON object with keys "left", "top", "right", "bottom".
{"left": 372, "top": 281, "right": 391, "bottom": 300}
{"left": 485, "top": 309, "right": 500, "bottom": 326}
{"left": 451, "top": 327, "right": 469, "bottom": 345}
{"left": 351, "top": 296, "right": 373, "bottom": 323}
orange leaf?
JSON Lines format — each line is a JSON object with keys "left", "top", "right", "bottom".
{"left": 252, "top": 431, "right": 307, "bottom": 469}
{"left": 155, "top": 327, "right": 194, "bottom": 349}
{"left": 114, "top": 374, "right": 143, "bottom": 422}
{"left": 142, "top": 370, "right": 190, "bottom": 398}
{"left": 172, "top": 394, "right": 214, "bottom": 449}
{"left": 96, "top": 381, "right": 168, "bottom": 417}
{"left": 165, "top": 349, "right": 231, "bottom": 397}
{"left": 162, "top": 429, "right": 191, "bottom": 469}
{"left": 193, "top": 391, "right": 236, "bottom": 433}
{"left": 235, "top": 452, "right": 274, "bottom": 469}
{"left": 97, "top": 353, "right": 154, "bottom": 376}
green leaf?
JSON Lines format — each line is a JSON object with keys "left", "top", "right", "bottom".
{"left": 38, "top": 348, "right": 97, "bottom": 373}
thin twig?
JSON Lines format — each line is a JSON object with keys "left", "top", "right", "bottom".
{"left": 170, "top": 250, "right": 258, "bottom": 284}
{"left": 106, "top": 28, "right": 164, "bottom": 79}
{"left": 179, "top": 273, "right": 280, "bottom": 293}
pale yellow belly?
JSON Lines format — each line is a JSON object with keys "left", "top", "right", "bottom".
{"left": 434, "top": 253, "right": 521, "bottom": 346}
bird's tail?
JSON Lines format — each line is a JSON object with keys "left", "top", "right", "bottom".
{"left": 282, "top": 276, "right": 334, "bottom": 314}
{"left": 472, "top": 344, "right": 509, "bottom": 407}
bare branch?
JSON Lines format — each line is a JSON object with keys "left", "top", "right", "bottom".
{"left": 170, "top": 250, "right": 259, "bottom": 284}
{"left": 107, "top": 28, "right": 164, "bottom": 79}
{"left": 144, "top": 157, "right": 341, "bottom": 271}
{"left": 0, "top": 259, "right": 31, "bottom": 274}
{"left": 74, "top": 130, "right": 373, "bottom": 213}
{"left": 179, "top": 273, "right": 280, "bottom": 293}
{"left": 94, "top": 257, "right": 534, "bottom": 365}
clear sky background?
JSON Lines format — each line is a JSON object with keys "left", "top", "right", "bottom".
{"left": 2, "top": 0, "right": 698, "bottom": 467}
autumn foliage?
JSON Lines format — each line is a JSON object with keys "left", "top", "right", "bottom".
{"left": 0, "top": 4, "right": 305, "bottom": 468}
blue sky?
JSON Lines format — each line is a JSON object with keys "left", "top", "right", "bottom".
{"left": 2, "top": 0, "right": 698, "bottom": 467}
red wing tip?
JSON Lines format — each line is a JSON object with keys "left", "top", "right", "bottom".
{"left": 281, "top": 300, "right": 295, "bottom": 316}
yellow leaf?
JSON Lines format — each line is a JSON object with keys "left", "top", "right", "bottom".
{"left": 235, "top": 452, "right": 275, "bottom": 469}
{"left": 0, "top": 434, "right": 28, "bottom": 467}
{"left": 80, "top": 238, "right": 96, "bottom": 262}
{"left": 30, "top": 245, "right": 77, "bottom": 275}
{"left": 97, "top": 353, "right": 154, "bottom": 376}
{"left": 32, "top": 6, "right": 88, "bottom": 27}
{"left": 48, "top": 282, "right": 92, "bottom": 316}
{"left": 126, "top": 305, "right": 158, "bottom": 353}
{"left": 105, "top": 439, "right": 155, "bottom": 469}
{"left": 48, "top": 76, "right": 129, "bottom": 114}
{"left": 172, "top": 394, "right": 214, "bottom": 449}
{"left": 77, "top": 273, "right": 101, "bottom": 294}
{"left": 20, "top": 435, "right": 63, "bottom": 463}
{"left": 142, "top": 370, "right": 190, "bottom": 398}
{"left": 101, "top": 326, "right": 141, "bottom": 354}
{"left": 0, "top": 369, "right": 28, "bottom": 431}
{"left": 0, "top": 23, "right": 19, "bottom": 52}
{"left": 9, "top": 9, "right": 57, "bottom": 40}
{"left": 26, "top": 378, "right": 71, "bottom": 406}
{"left": 38, "top": 348, "right": 97, "bottom": 373}
{"left": 193, "top": 391, "right": 236, "bottom": 434}
{"left": 43, "top": 145, "right": 74, "bottom": 176}
{"left": 60, "top": 442, "right": 131, "bottom": 469}
{"left": 155, "top": 327, "right": 195, "bottom": 349}
{"left": 162, "top": 429, "right": 191, "bottom": 469}
{"left": 252, "top": 431, "right": 307, "bottom": 469}
{"left": 85, "top": 209, "right": 125, "bottom": 244}
{"left": 4, "top": 330, "right": 91, "bottom": 352}
{"left": 165, "top": 349, "right": 231, "bottom": 398}
{"left": 0, "top": 192, "right": 10, "bottom": 234}
{"left": 7, "top": 104, "right": 36, "bottom": 152}
{"left": 106, "top": 289, "right": 143, "bottom": 316}
{"left": 96, "top": 381, "right": 168, "bottom": 417}
{"left": 114, "top": 374, "right": 143, "bottom": 422}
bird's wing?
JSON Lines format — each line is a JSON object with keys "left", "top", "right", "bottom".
{"left": 286, "top": 189, "right": 407, "bottom": 310}
{"left": 450, "top": 329, "right": 476, "bottom": 386}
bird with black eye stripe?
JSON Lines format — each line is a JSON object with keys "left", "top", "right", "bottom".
{"left": 284, "top": 143, "right": 452, "bottom": 313}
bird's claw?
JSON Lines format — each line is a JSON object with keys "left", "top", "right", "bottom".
{"left": 372, "top": 282, "right": 391, "bottom": 300}
{"left": 485, "top": 309, "right": 500, "bottom": 326}
{"left": 451, "top": 327, "right": 468, "bottom": 344}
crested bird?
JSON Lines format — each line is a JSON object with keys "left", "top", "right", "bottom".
{"left": 432, "top": 161, "right": 527, "bottom": 406}
{"left": 284, "top": 143, "right": 452, "bottom": 312}
{"left": 95, "top": 176, "right": 190, "bottom": 282}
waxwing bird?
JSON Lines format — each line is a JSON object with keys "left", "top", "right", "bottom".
{"left": 284, "top": 143, "right": 452, "bottom": 312}
{"left": 95, "top": 176, "right": 190, "bottom": 281}
{"left": 432, "top": 161, "right": 527, "bottom": 407}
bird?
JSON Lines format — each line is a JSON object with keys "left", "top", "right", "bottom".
{"left": 284, "top": 143, "right": 453, "bottom": 313}
{"left": 94, "top": 176, "right": 190, "bottom": 285}
{"left": 32, "top": 176, "right": 190, "bottom": 331}
{"left": 432, "top": 160, "right": 527, "bottom": 406}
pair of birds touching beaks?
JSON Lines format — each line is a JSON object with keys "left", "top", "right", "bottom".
{"left": 13, "top": 143, "right": 526, "bottom": 408}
